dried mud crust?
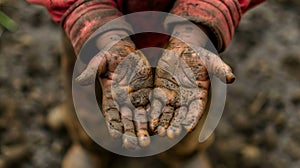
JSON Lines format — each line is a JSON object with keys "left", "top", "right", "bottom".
{"left": 150, "top": 43, "right": 209, "bottom": 138}
{"left": 93, "top": 41, "right": 153, "bottom": 149}
{"left": 149, "top": 37, "right": 235, "bottom": 139}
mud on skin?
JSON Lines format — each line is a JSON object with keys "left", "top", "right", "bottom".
{"left": 150, "top": 38, "right": 235, "bottom": 138}
{"left": 77, "top": 40, "right": 153, "bottom": 149}
{"left": 150, "top": 42, "right": 209, "bottom": 138}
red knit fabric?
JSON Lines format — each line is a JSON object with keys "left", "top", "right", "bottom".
{"left": 169, "top": 0, "right": 243, "bottom": 51}
{"left": 27, "top": 0, "right": 265, "bottom": 54}
{"left": 60, "top": 0, "right": 122, "bottom": 54}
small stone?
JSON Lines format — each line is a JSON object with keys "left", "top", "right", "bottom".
{"left": 47, "top": 104, "right": 66, "bottom": 130}
{"left": 241, "top": 145, "right": 262, "bottom": 166}
{"left": 62, "top": 145, "right": 102, "bottom": 168}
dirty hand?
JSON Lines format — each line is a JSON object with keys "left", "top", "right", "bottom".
{"left": 150, "top": 23, "right": 235, "bottom": 138}
{"left": 76, "top": 30, "right": 153, "bottom": 149}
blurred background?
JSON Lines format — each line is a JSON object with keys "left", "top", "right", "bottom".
{"left": 0, "top": 0, "right": 299, "bottom": 167}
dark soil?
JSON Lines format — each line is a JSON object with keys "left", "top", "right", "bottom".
{"left": 0, "top": 0, "right": 299, "bottom": 168}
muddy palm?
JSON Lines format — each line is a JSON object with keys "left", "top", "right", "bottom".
{"left": 150, "top": 24, "right": 235, "bottom": 138}
{"left": 76, "top": 31, "right": 153, "bottom": 149}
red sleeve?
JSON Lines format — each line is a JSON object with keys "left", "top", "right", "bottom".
{"left": 27, "top": 0, "right": 77, "bottom": 23}
{"left": 168, "top": 0, "right": 265, "bottom": 52}
{"left": 27, "top": 0, "right": 265, "bottom": 54}
{"left": 27, "top": 0, "right": 133, "bottom": 55}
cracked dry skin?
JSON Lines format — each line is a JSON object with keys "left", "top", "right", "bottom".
{"left": 77, "top": 40, "right": 153, "bottom": 149}
{"left": 150, "top": 38, "right": 235, "bottom": 139}
{"left": 150, "top": 41, "right": 209, "bottom": 138}
{"left": 76, "top": 36, "right": 234, "bottom": 149}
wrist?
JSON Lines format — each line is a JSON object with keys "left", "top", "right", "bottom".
{"left": 171, "top": 23, "right": 216, "bottom": 48}
{"left": 96, "top": 30, "right": 134, "bottom": 50}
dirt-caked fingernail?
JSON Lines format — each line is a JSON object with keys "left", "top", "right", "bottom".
{"left": 122, "top": 132, "right": 138, "bottom": 150}
{"left": 137, "top": 130, "right": 151, "bottom": 147}
{"left": 157, "top": 126, "right": 166, "bottom": 136}
{"left": 226, "top": 72, "right": 236, "bottom": 83}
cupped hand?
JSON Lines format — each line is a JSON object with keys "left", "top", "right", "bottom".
{"left": 150, "top": 27, "right": 235, "bottom": 139}
{"left": 76, "top": 34, "right": 153, "bottom": 149}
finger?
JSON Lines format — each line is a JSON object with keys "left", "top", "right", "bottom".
{"left": 157, "top": 106, "right": 174, "bottom": 136}
{"left": 76, "top": 52, "right": 107, "bottom": 85}
{"left": 134, "top": 107, "right": 150, "bottom": 147}
{"left": 104, "top": 108, "right": 123, "bottom": 138}
{"left": 149, "top": 99, "right": 163, "bottom": 132}
{"left": 167, "top": 106, "right": 188, "bottom": 139}
{"left": 102, "top": 91, "right": 123, "bottom": 138}
{"left": 120, "top": 106, "right": 138, "bottom": 149}
{"left": 182, "top": 98, "right": 206, "bottom": 132}
{"left": 196, "top": 47, "right": 235, "bottom": 83}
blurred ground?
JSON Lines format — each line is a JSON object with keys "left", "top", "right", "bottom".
{"left": 0, "top": 0, "right": 300, "bottom": 168}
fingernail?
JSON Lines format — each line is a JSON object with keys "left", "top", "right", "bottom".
{"left": 138, "top": 131, "right": 151, "bottom": 147}
{"left": 167, "top": 129, "right": 175, "bottom": 139}
{"left": 226, "top": 72, "right": 236, "bottom": 84}
{"left": 157, "top": 126, "right": 166, "bottom": 136}
{"left": 122, "top": 132, "right": 138, "bottom": 150}
{"left": 167, "top": 126, "right": 182, "bottom": 139}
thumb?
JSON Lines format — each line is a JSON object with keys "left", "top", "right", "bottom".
{"left": 195, "top": 47, "right": 235, "bottom": 84}
{"left": 76, "top": 52, "right": 107, "bottom": 85}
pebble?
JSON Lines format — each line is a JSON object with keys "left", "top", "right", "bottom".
{"left": 47, "top": 104, "right": 66, "bottom": 130}
{"left": 241, "top": 145, "right": 262, "bottom": 167}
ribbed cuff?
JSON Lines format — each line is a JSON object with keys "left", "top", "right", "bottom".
{"left": 167, "top": 0, "right": 242, "bottom": 52}
{"left": 60, "top": 0, "right": 133, "bottom": 55}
